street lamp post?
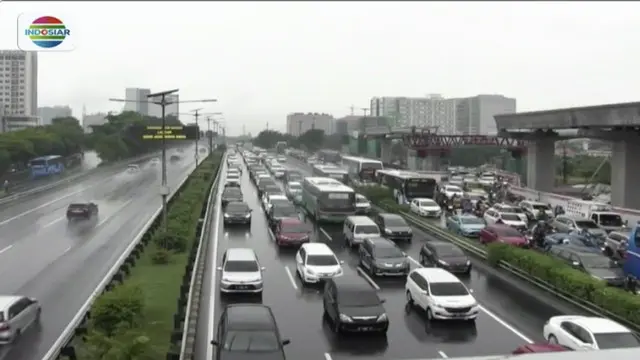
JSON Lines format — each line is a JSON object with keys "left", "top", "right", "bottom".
{"left": 205, "top": 113, "right": 223, "bottom": 154}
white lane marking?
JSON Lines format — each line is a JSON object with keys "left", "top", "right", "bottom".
{"left": 324, "top": 353, "right": 333, "bottom": 360}
{"left": 63, "top": 246, "right": 71, "bottom": 255}
{"left": 320, "top": 228, "right": 332, "bottom": 241}
{"left": 408, "top": 228, "right": 533, "bottom": 343}
{"left": 97, "top": 199, "right": 134, "bottom": 227}
{"left": 0, "top": 245, "right": 13, "bottom": 255}
{"left": 207, "top": 160, "right": 226, "bottom": 360}
{"left": 356, "top": 266, "right": 380, "bottom": 290}
{"left": 284, "top": 266, "right": 298, "bottom": 290}
{"left": 268, "top": 228, "right": 275, "bottom": 241}
{"left": 438, "top": 350, "right": 448, "bottom": 358}
{"left": 44, "top": 216, "right": 65, "bottom": 228}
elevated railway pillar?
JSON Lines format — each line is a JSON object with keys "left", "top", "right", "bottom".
{"left": 526, "top": 136, "right": 555, "bottom": 193}
{"left": 611, "top": 137, "right": 640, "bottom": 209}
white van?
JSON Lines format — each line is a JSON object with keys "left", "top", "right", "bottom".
{"left": 343, "top": 216, "right": 381, "bottom": 247}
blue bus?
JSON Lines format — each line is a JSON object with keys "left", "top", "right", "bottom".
{"left": 29, "top": 155, "right": 65, "bottom": 178}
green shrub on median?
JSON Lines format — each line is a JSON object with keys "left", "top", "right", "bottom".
{"left": 487, "top": 243, "right": 640, "bottom": 327}
{"left": 74, "top": 152, "right": 222, "bottom": 360}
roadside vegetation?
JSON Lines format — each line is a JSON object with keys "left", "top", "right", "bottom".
{"left": 72, "top": 152, "right": 222, "bottom": 359}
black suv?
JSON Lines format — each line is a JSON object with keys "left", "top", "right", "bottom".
{"left": 419, "top": 241, "right": 471, "bottom": 274}
{"left": 222, "top": 188, "right": 243, "bottom": 207}
{"left": 323, "top": 274, "right": 388, "bottom": 334}
{"left": 358, "top": 237, "right": 410, "bottom": 277}
{"left": 374, "top": 213, "right": 412, "bottom": 242}
{"left": 223, "top": 201, "right": 252, "bottom": 227}
{"left": 211, "top": 304, "right": 290, "bottom": 360}
{"left": 66, "top": 202, "right": 99, "bottom": 222}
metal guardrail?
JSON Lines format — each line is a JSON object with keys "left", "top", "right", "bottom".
{"left": 179, "top": 153, "right": 226, "bottom": 360}
{"left": 0, "top": 151, "right": 165, "bottom": 205}
{"left": 41, "top": 157, "right": 204, "bottom": 360}
{"left": 372, "top": 205, "right": 640, "bottom": 333}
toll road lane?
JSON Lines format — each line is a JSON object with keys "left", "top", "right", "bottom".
{"left": 0, "top": 158, "right": 198, "bottom": 360}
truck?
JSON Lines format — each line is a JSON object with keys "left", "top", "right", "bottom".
{"left": 275, "top": 141, "right": 287, "bottom": 155}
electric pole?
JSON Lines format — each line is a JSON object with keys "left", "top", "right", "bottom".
{"left": 349, "top": 105, "right": 355, "bottom": 115}
{"left": 360, "top": 108, "right": 369, "bottom": 117}
{"left": 205, "top": 113, "right": 224, "bottom": 155}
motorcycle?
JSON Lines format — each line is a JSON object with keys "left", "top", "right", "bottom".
{"left": 445, "top": 204, "right": 455, "bottom": 217}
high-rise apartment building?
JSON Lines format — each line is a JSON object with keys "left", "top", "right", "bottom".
{"left": 286, "top": 113, "right": 334, "bottom": 136}
{"left": 454, "top": 95, "right": 516, "bottom": 135}
{"left": 37, "top": 105, "right": 72, "bottom": 125}
{"left": 0, "top": 50, "right": 38, "bottom": 116}
{"left": 370, "top": 94, "right": 457, "bottom": 134}
{"left": 148, "top": 94, "right": 179, "bottom": 119}
{"left": 123, "top": 88, "right": 151, "bottom": 115}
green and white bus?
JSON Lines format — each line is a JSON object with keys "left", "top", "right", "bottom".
{"left": 311, "top": 164, "right": 349, "bottom": 184}
{"left": 301, "top": 177, "right": 356, "bottom": 223}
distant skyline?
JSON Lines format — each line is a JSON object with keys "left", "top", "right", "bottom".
{"left": 1, "top": 2, "right": 639, "bottom": 135}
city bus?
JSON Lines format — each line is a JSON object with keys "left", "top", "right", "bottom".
{"left": 28, "top": 155, "right": 65, "bottom": 178}
{"left": 312, "top": 164, "right": 349, "bottom": 184}
{"left": 301, "top": 177, "right": 356, "bottom": 223}
{"left": 376, "top": 169, "right": 440, "bottom": 204}
{"left": 317, "top": 149, "right": 341, "bottom": 164}
{"left": 341, "top": 156, "right": 383, "bottom": 183}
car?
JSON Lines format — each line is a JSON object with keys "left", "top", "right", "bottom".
{"left": 511, "top": 343, "right": 569, "bottom": 354}
{"left": 228, "top": 164, "right": 243, "bottom": 175}
{"left": 257, "top": 179, "right": 278, "bottom": 197}
{"left": 492, "top": 203, "right": 529, "bottom": 223}
{"left": 479, "top": 224, "right": 529, "bottom": 247}
{"left": 543, "top": 315, "right": 640, "bottom": 350}
{"left": 274, "top": 218, "right": 310, "bottom": 247}
{"left": 271, "top": 166, "right": 286, "bottom": 179}
{"left": 544, "top": 232, "right": 602, "bottom": 251}
{"left": 226, "top": 170, "right": 240, "bottom": 183}
{"left": 419, "top": 241, "right": 471, "bottom": 274}
{"left": 483, "top": 208, "right": 528, "bottom": 231}
{"left": 355, "top": 194, "right": 372, "bottom": 215}
{"left": 441, "top": 184, "right": 464, "bottom": 198}
{"left": 405, "top": 267, "right": 478, "bottom": 322}
{"left": 373, "top": 213, "right": 412, "bottom": 242}
{"left": 547, "top": 246, "right": 624, "bottom": 285}
{"left": 224, "top": 180, "right": 241, "bottom": 189}
{"left": 211, "top": 304, "right": 290, "bottom": 360}
{"left": 0, "top": 295, "right": 41, "bottom": 344}
{"left": 127, "top": 164, "right": 140, "bottom": 173}
{"left": 223, "top": 201, "right": 252, "bottom": 226}
{"left": 170, "top": 154, "right": 181, "bottom": 162}
{"left": 409, "top": 198, "right": 441, "bottom": 218}
{"left": 322, "top": 274, "right": 388, "bottom": 334}
{"left": 277, "top": 156, "right": 287, "bottom": 163}
{"left": 66, "top": 202, "right": 99, "bottom": 222}
{"left": 604, "top": 230, "right": 630, "bottom": 259}
{"left": 358, "top": 237, "right": 410, "bottom": 276}
{"left": 284, "top": 170, "right": 303, "bottom": 185}
{"left": 262, "top": 194, "right": 289, "bottom": 213}
{"left": 221, "top": 188, "right": 243, "bottom": 208}
{"left": 268, "top": 203, "right": 299, "bottom": 229}
{"left": 217, "top": 248, "right": 264, "bottom": 296}
{"left": 551, "top": 215, "right": 607, "bottom": 239}
{"left": 445, "top": 214, "right": 486, "bottom": 237}
{"left": 285, "top": 181, "right": 303, "bottom": 202}
{"left": 519, "top": 200, "right": 553, "bottom": 222}
{"left": 343, "top": 216, "right": 381, "bottom": 248}
{"left": 295, "top": 243, "right": 344, "bottom": 285}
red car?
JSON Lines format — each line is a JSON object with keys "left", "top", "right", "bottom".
{"left": 479, "top": 224, "right": 528, "bottom": 247}
{"left": 275, "top": 218, "right": 310, "bottom": 247}
{"left": 512, "top": 343, "right": 570, "bottom": 354}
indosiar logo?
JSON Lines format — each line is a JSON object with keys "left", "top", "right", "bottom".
{"left": 17, "top": 13, "right": 75, "bottom": 52}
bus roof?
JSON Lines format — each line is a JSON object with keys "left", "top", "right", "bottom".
{"left": 305, "top": 177, "right": 354, "bottom": 192}
{"left": 341, "top": 156, "right": 383, "bottom": 165}
{"left": 313, "top": 164, "right": 348, "bottom": 174}
{"left": 377, "top": 169, "right": 440, "bottom": 180}
{"left": 31, "top": 155, "right": 62, "bottom": 161}
{"left": 318, "top": 149, "right": 340, "bottom": 154}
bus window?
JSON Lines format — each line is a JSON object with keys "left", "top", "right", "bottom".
{"left": 320, "top": 193, "right": 354, "bottom": 210}
{"left": 635, "top": 229, "right": 640, "bottom": 248}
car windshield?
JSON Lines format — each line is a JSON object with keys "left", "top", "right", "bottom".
{"left": 500, "top": 214, "right": 521, "bottom": 221}
{"left": 339, "top": 290, "right": 382, "bottom": 307}
{"left": 288, "top": 184, "right": 302, "bottom": 191}
{"left": 306, "top": 254, "right": 338, "bottom": 266}
{"left": 460, "top": 217, "right": 484, "bottom": 225}
{"left": 385, "top": 217, "right": 407, "bottom": 227}
{"left": 419, "top": 200, "right": 437, "bottom": 207}
{"left": 576, "top": 220, "right": 599, "bottom": 229}
{"left": 223, "top": 189, "right": 242, "bottom": 196}
{"left": 223, "top": 330, "right": 280, "bottom": 352}
{"left": 581, "top": 254, "right": 616, "bottom": 269}
{"left": 356, "top": 195, "right": 369, "bottom": 204}
{"left": 282, "top": 224, "right": 307, "bottom": 233}
{"left": 429, "top": 282, "right": 469, "bottom": 296}
{"left": 226, "top": 203, "right": 249, "bottom": 212}
{"left": 594, "top": 332, "right": 640, "bottom": 349}
{"left": 270, "top": 199, "right": 289, "bottom": 206}
{"left": 224, "top": 260, "right": 259, "bottom": 272}
{"left": 495, "top": 227, "right": 522, "bottom": 237}
{"left": 273, "top": 205, "right": 297, "bottom": 218}
{"left": 264, "top": 186, "right": 280, "bottom": 193}
{"left": 434, "top": 245, "right": 465, "bottom": 257}
{"left": 599, "top": 214, "right": 623, "bottom": 227}
{"left": 446, "top": 186, "right": 462, "bottom": 192}
{"left": 503, "top": 207, "right": 523, "bottom": 214}
{"left": 374, "top": 245, "right": 404, "bottom": 258}
{"left": 533, "top": 204, "right": 550, "bottom": 211}
{"left": 355, "top": 225, "right": 379, "bottom": 234}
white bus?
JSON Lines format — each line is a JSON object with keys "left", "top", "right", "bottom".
{"left": 376, "top": 169, "right": 440, "bottom": 204}
{"left": 341, "top": 156, "right": 383, "bottom": 182}
{"left": 312, "top": 164, "right": 349, "bottom": 184}
{"left": 301, "top": 177, "right": 356, "bottom": 223}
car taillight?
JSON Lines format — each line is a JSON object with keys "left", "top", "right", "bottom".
{"left": 0, "top": 322, "right": 10, "bottom": 331}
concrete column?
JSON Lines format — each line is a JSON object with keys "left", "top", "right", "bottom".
{"left": 421, "top": 154, "right": 440, "bottom": 171}
{"left": 610, "top": 139, "right": 640, "bottom": 209}
{"left": 406, "top": 149, "right": 418, "bottom": 170}
{"left": 381, "top": 140, "right": 392, "bottom": 164}
{"left": 526, "top": 136, "right": 555, "bottom": 192}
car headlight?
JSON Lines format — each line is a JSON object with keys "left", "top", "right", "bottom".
{"left": 305, "top": 268, "right": 315, "bottom": 275}
{"left": 407, "top": 229, "right": 412, "bottom": 234}
{"left": 376, "top": 313, "right": 388, "bottom": 322}
{"left": 385, "top": 228, "right": 392, "bottom": 234}
{"left": 432, "top": 303, "right": 444, "bottom": 308}
{"left": 339, "top": 314, "right": 353, "bottom": 322}
{"left": 223, "top": 214, "right": 229, "bottom": 218}
{"left": 466, "top": 260, "right": 471, "bottom": 265}
{"left": 245, "top": 214, "right": 251, "bottom": 218}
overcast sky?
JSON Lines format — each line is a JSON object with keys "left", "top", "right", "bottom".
{"left": 1, "top": 1, "right": 639, "bottom": 135}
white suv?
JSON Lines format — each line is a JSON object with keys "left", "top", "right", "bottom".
{"left": 217, "top": 248, "right": 265, "bottom": 296}
{"left": 405, "top": 268, "right": 478, "bottom": 322}
{"left": 343, "top": 216, "right": 380, "bottom": 247}
{"left": 295, "top": 243, "right": 344, "bottom": 285}
{"left": 0, "top": 296, "right": 41, "bottom": 344}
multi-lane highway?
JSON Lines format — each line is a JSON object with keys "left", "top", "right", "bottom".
{"left": 0, "top": 149, "right": 198, "bottom": 360}
{"left": 200, "top": 154, "right": 588, "bottom": 360}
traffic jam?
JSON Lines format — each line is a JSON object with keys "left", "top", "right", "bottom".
{"left": 210, "top": 145, "right": 640, "bottom": 360}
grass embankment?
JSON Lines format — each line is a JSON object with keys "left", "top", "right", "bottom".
{"left": 73, "top": 152, "right": 222, "bottom": 359}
